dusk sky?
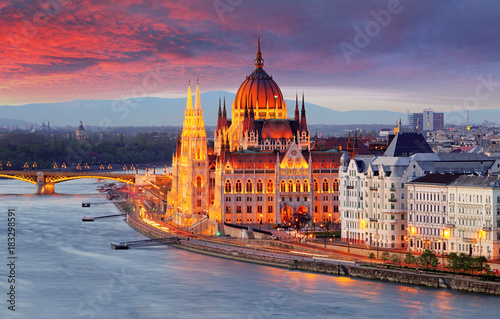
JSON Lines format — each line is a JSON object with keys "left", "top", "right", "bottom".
{"left": 2, "top": 0, "right": 500, "bottom": 113}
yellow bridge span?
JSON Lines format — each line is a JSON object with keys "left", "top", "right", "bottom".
{"left": 0, "top": 170, "right": 136, "bottom": 194}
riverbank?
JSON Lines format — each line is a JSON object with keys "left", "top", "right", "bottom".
{"left": 114, "top": 199, "right": 500, "bottom": 296}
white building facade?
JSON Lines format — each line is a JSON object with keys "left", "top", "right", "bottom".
{"left": 407, "top": 174, "right": 500, "bottom": 260}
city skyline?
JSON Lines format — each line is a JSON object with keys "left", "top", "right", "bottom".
{"left": 2, "top": 0, "right": 500, "bottom": 114}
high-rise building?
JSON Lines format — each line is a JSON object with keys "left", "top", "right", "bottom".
{"left": 408, "top": 109, "right": 444, "bottom": 132}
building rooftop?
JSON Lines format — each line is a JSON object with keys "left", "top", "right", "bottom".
{"left": 383, "top": 132, "right": 433, "bottom": 157}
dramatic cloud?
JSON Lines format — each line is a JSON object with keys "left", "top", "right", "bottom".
{"left": 1, "top": 0, "right": 500, "bottom": 113}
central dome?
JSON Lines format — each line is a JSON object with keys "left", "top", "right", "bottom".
{"left": 233, "top": 37, "right": 287, "bottom": 121}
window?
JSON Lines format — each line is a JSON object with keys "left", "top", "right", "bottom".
{"left": 267, "top": 180, "right": 274, "bottom": 192}
{"left": 235, "top": 180, "right": 242, "bottom": 193}
{"left": 391, "top": 235, "right": 396, "bottom": 241}
{"left": 401, "top": 224, "right": 405, "bottom": 231}
{"left": 196, "top": 176, "right": 202, "bottom": 188}
{"left": 257, "top": 206, "right": 263, "bottom": 214}
{"left": 314, "top": 179, "right": 319, "bottom": 192}
{"left": 225, "top": 206, "right": 232, "bottom": 214}
{"left": 333, "top": 179, "right": 339, "bottom": 192}
{"left": 288, "top": 180, "right": 294, "bottom": 192}
{"left": 323, "top": 205, "right": 328, "bottom": 213}
{"left": 236, "top": 206, "right": 241, "bottom": 214}
{"left": 267, "top": 206, "right": 273, "bottom": 214}
{"left": 322, "top": 179, "right": 329, "bottom": 192}
{"left": 246, "top": 179, "right": 253, "bottom": 193}
{"left": 303, "top": 180, "right": 309, "bottom": 192}
{"left": 197, "top": 199, "right": 201, "bottom": 207}
{"left": 296, "top": 180, "right": 301, "bottom": 192}
{"left": 246, "top": 206, "right": 252, "bottom": 214}
{"left": 225, "top": 180, "right": 232, "bottom": 193}
{"left": 401, "top": 235, "right": 405, "bottom": 241}
{"left": 256, "top": 180, "right": 263, "bottom": 192}
{"left": 280, "top": 180, "right": 286, "bottom": 192}
{"left": 391, "top": 225, "right": 395, "bottom": 231}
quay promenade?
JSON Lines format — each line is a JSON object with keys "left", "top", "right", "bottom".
{"left": 113, "top": 192, "right": 500, "bottom": 296}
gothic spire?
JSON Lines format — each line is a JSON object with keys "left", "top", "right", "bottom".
{"left": 254, "top": 34, "right": 264, "bottom": 69}
{"left": 300, "top": 92, "right": 307, "bottom": 132}
{"left": 294, "top": 92, "right": 299, "bottom": 121}
{"left": 194, "top": 79, "right": 201, "bottom": 111}
{"left": 185, "top": 81, "right": 193, "bottom": 111}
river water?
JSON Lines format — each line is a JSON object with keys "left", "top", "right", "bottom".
{"left": 0, "top": 178, "right": 498, "bottom": 319}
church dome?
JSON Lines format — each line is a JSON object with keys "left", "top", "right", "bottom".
{"left": 233, "top": 37, "right": 286, "bottom": 121}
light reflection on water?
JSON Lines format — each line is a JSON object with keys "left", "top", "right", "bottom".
{"left": 0, "top": 178, "right": 498, "bottom": 319}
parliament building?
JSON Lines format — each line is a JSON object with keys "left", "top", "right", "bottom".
{"left": 167, "top": 38, "right": 353, "bottom": 229}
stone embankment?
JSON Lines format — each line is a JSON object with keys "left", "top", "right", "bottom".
{"left": 115, "top": 201, "right": 500, "bottom": 296}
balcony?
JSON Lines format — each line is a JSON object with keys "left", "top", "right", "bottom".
{"left": 446, "top": 223, "right": 455, "bottom": 228}
{"left": 388, "top": 198, "right": 397, "bottom": 202}
{"left": 482, "top": 226, "right": 492, "bottom": 231}
{"left": 463, "top": 237, "right": 474, "bottom": 243}
{"left": 390, "top": 187, "right": 396, "bottom": 191}
{"left": 346, "top": 185, "right": 354, "bottom": 189}
{"left": 369, "top": 218, "right": 378, "bottom": 222}
{"left": 369, "top": 186, "right": 378, "bottom": 191}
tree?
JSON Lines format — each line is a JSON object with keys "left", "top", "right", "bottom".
{"left": 472, "top": 256, "right": 488, "bottom": 274}
{"left": 404, "top": 252, "right": 416, "bottom": 265}
{"left": 391, "top": 254, "right": 402, "bottom": 267}
{"left": 419, "top": 250, "right": 439, "bottom": 269}
{"left": 381, "top": 251, "right": 390, "bottom": 263}
{"left": 368, "top": 252, "right": 375, "bottom": 261}
{"left": 290, "top": 212, "right": 311, "bottom": 231}
{"left": 447, "top": 252, "right": 460, "bottom": 273}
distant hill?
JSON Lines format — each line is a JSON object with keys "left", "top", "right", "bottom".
{"left": 0, "top": 92, "right": 497, "bottom": 127}
{"left": 0, "top": 117, "right": 37, "bottom": 127}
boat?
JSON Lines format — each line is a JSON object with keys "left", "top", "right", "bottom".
{"left": 82, "top": 203, "right": 94, "bottom": 222}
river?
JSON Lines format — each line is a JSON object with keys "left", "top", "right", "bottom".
{"left": 0, "top": 178, "right": 498, "bottom": 318}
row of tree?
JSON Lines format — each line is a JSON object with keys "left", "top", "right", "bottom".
{"left": 369, "top": 250, "right": 491, "bottom": 275}
{"left": 0, "top": 131, "right": 177, "bottom": 169}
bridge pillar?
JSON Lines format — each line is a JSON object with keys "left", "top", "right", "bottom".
{"left": 35, "top": 172, "right": 55, "bottom": 194}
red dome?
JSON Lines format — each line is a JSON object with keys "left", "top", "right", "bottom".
{"left": 233, "top": 37, "right": 287, "bottom": 120}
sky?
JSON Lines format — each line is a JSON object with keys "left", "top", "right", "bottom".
{"left": 2, "top": 0, "right": 500, "bottom": 113}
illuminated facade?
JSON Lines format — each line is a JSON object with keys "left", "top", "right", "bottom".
{"left": 407, "top": 174, "right": 500, "bottom": 260}
{"left": 168, "top": 38, "right": 343, "bottom": 228}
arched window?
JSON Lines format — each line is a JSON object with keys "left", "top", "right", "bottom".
{"left": 303, "top": 180, "right": 309, "bottom": 192}
{"left": 288, "top": 180, "right": 294, "bottom": 192}
{"left": 280, "top": 180, "right": 286, "bottom": 192}
{"left": 196, "top": 176, "right": 202, "bottom": 188}
{"left": 296, "top": 180, "right": 301, "bottom": 192}
{"left": 333, "top": 179, "right": 339, "bottom": 192}
{"left": 257, "top": 180, "right": 263, "bottom": 192}
{"left": 314, "top": 179, "right": 318, "bottom": 192}
{"left": 322, "top": 179, "right": 329, "bottom": 192}
{"left": 246, "top": 179, "right": 253, "bottom": 193}
{"left": 225, "top": 180, "right": 232, "bottom": 193}
{"left": 235, "top": 180, "right": 242, "bottom": 193}
{"left": 267, "top": 179, "right": 274, "bottom": 193}
{"left": 391, "top": 235, "right": 396, "bottom": 241}
{"left": 401, "top": 235, "right": 405, "bottom": 241}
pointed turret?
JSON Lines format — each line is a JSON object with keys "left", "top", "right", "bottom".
{"left": 221, "top": 97, "right": 228, "bottom": 130}
{"left": 300, "top": 92, "right": 308, "bottom": 132}
{"left": 255, "top": 34, "right": 264, "bottom": 70}
{"left": 243, "top": 103, "right": 249, "bottom": 132}
{"left": 185, "top": 81, "right": 193, "bottom": 112}
{"left": 294, "top": 93, "right": 299, "bottom": 121}
{"left": 216, "top": 97, "right": 222, "bottom": 133}
{"left": 248, "top": 101, "right": 256, "bottom": 133}
{"left": 353, "top": 130, "right": 359, "bottom": 155}
{"left": 194, "top": 79, "right": 201, "bottom": 111}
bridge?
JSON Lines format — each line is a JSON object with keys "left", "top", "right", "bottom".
{"left": 0, "top": 170, "right": 137, "bottom": 194}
